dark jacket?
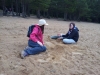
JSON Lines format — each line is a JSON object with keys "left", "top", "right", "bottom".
{"left": 62, "top": 28, "right": 79, "bottom": 42}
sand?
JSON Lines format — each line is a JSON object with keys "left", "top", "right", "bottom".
{"left": 0, "top": 16, "right": 100, "bottom": 75}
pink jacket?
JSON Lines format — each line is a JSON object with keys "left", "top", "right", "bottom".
{"left": 29, "top": 25, "right": 43, "bottom": 44}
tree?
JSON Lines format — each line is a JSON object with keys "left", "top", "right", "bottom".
{"left": 30, "top": 0, "right": 51, "bottom": 18}
{"left": 75, "top": 0, "right": 89, "bottom": 21}
{"left": 15, "top": 0, "right": 19, "bottom": 16}
{"left": 96, "top": 0, "right": 100, "bottom": 22}
{"left": 87, "top": 0, "right": 100, "bottom": 22}
{"left": 11, "top": 0, "right": 14, "bottom": 16}
{"left": 2, "top": 0, "right": 6, "bottom": 15}
{"left": 63, "top": 0, "right": 77, "bottom": 20}
{"left": 21, "top": 0, "right": 26, "bottom": 17}
{"left": 1, "top": 0, "right": 100, "bottom": 23}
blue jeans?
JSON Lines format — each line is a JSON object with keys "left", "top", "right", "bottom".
{"left": 63, "top": 39, "right": 76, "bottom": 44}
{"left": 24, "top": 40, "right": 46, "bottom": 55}
{"left": 51, "top": 36, "right": 76, "bottom": 44}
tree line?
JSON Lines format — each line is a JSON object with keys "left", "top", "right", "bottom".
{"left": 0, "top": 0, "right": 100, "bottom": 23}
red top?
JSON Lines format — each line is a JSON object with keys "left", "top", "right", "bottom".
{"left": 29, "top": 25, "right": 43, "bottom": 44}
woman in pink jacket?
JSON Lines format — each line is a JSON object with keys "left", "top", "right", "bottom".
{"left": 21, "top": 19, "right": 48, "bottom": 59}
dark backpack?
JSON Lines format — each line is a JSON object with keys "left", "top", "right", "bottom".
{"left": 27, "top": 25, "right": 35, "bottom": 37}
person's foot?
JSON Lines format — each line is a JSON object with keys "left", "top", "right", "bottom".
{"left": 21, "top": 50, "right": 28, "bottom": 59}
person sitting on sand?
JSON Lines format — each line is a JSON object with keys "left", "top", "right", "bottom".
{"left": 51, "top": 22, "right": 79, "bottom": 44}
{"left": 21, "top": 19, "right": 48, "bottom": 59}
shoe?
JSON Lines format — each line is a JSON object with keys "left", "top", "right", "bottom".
{"left": 21, "top": 50, "right": 27, "bottom": 59}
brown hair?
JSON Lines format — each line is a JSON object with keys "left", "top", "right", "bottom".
{"left": 69, "top": 22, "right": 75, "bottom": 27}
{"left": 40, "top": 25, "right": 44, "bottom": 34}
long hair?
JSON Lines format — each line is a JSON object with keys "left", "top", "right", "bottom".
{"left": 69, "top": 23, "right": 75, "bottom": 28}
{"left": 40, "top": 25, "right": 44, "bottom": 34}
{"left": 69, "top": 22, "right": 75, "bottom": 30}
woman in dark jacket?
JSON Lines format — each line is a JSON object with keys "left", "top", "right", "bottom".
{"left": 51, "top": 23, "right": 79, "bottom": 44}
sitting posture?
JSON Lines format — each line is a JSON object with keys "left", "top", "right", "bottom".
{"left": 51, "top": 23, "right": 79, "bottom": 44}
{"left": 21, "top": 19, "right": 48, "bottom": 59}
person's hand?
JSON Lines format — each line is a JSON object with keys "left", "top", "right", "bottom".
{"left": 57, "top": 33, "right": 61, "bottom": 36}
{"left": 58, "top": 37, "right": 63, "bottom": 40}
{"left": 37, "top": 41, "right": 43, "bottom": 46}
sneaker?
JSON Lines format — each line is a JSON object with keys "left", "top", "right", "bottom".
{"left": 21, "top": 50, "right": 28, "bottom": 59}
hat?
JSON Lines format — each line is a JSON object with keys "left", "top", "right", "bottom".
{"left": 38, "top": 19, "right": 48, "bottom": 26}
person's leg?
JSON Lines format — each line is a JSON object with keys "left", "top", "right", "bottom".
{"left": 21, "top": 40, "right": 46, "bottom": 59}
{"left": 51, "top": 36, "right": 60, "bottom": 39}
{"left": 63, "top": 39, "right": 76, "bottom": 44}
{"left": 24, "top": 46, "right": 46, "bottom": 55}
{"left": 21, "top": 50, "right": 28, "bottom": 59}
{"left": 28, "top": 40, "right": 40, "bottom": 47}
{"left": 21, "top": 46, "right": 46, "bottom": 59}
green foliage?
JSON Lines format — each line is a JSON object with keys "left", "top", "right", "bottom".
{"left": 30, "top": 0, "right": 51, "bottom": 11}
{"left": 64, "top": 0, "right": 76, "bottom": 13}
{"left": 1, "top": 0, "right": 100, "bottom": 22}
{"left": 75, "top": 0, "right": 89, "bottom": 19}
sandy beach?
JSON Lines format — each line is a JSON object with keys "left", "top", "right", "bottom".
{"left": 0, "top": 16, "right": 100, "bottom": 75}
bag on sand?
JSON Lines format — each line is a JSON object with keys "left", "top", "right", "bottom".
{"left": 27, "top": 25, "right": 35, "bottom": 37}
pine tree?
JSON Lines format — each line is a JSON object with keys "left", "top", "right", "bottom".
{"left": 30, "top": 0, "right": 51, "bottom": 18}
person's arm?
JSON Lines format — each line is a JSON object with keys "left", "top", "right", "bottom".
{"left": 62, "top": 32, "right": 69, "bottom": 37}
{"left": 37, "top": 41, "right": 43, "bottom": 46}
{"left": 30, "top": 27, "right": 39, "bottom": 42}
{"left": 30, "top": 27, "right": 43, "bottom": 46}
{"left": 67, "top": 30, "right": 77, "bottom": 39}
